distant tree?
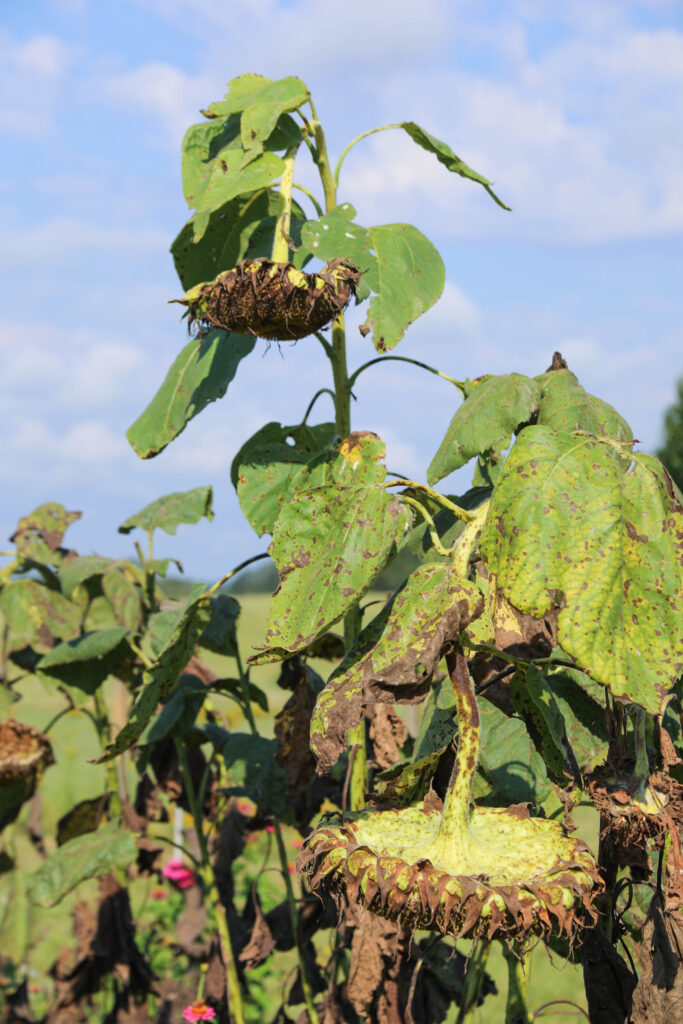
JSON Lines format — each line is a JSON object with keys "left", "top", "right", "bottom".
{"left": 657, "top": 377, "right": 683, "bottom": 492}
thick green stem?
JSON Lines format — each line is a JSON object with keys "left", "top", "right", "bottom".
{"left": 502, "top": 944, "right": 532, "bottom": 1024}
{"left": 437, "top": 652, "right": 480, "bottom": 843}
{"left": 312, "top": 115, "right": 367, "bottom": 808}
{"left": 271, "top": 147, "right": 297, "bottom": 262}
{"left": 93, "top": 690, "right": 121, "bottom": 817}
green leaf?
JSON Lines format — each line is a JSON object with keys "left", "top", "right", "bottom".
{"left": 238, "top": 76, "right": 309, "bottom": 152}
{"left": 204, "top": 73, "right": 277, "bottom": 118}
{"left": 213, "top": 677, "right": 269, "bottom": 713}
{"left": 11, "top": 502, "right": 81, "bottom": 566}
{"left": 480, "top": 428, "right": 683, "bottom": 712}
{"left": 477, "top": 699, "right": 554, "bottom": 808}
{"left": 39, "top": 627, "right": 129, "bottom": 668}
{"left": 171, "top": 189, "right": 307, "bottom": 290}
{"left": 146, "top": 557, "right": 183, "bottom": 578}
{"left": 400, "top": 122, "right": 510, "bottom": 210}
{"left": 547, "top": 668, "right": 608, "bottom": 775}
{"left": 310, "top": 564, "right": 482, "bottom": 771}
{"left": 199, "top": 594, "right": 240, "bottom": 657}
{"left": 235, "top": 426, "right": 384, "bottom": 537}
{"left": 194, "top": 150, "right": 285, "bottom": 232}
{"left": 98, "top": 584, "right": 210, "bottom": 761}
{"left": 427, "top": 373, "right": 540, "bottom": 485}
{"left": 57, "top": 793, "right": 110, "bottom": 846}
{"left": 119, "top": 486, "right": 213, "bottom": 537}
{"left": 536, "top": 369, "right": 633, "bottom": 441}
{"left": 0, "top": 579, "right": 81, "bottom": 655}
{"left": 251, "top": 483, "right": 411, "bottom": 664}
{"left": 37, "top": 626, "right": 130, "bottom": 695}
{"left": 127, "top": 330, "right": 256, "bottom": 459}
{"left": 102, "top": 571, "right": 143, "bottom": 631}
{"left": 374, "top": 698, "right": 457, "bottom": 807}
{"left": 509, "top": 665, "right": 580, "bottom": 786}
{"left": 83, "top": 595, "right": 120, "bottom": 633}
{"left": 142, "top": 674, "right": 206, "bottom": 745}
{"left": 300, "top": 204, "right": 445, "bottom": 351}
{"left": 28, "top": 823, "right": 138, "bottom": 907}
{"left": 59, "top": 554, "right": 116, "bottom": 595}
{"left": 217, "top": 733, "right": 288, "bottom": 816}
{"left": 231, "top": 421, "right": 336, "bottom": 489}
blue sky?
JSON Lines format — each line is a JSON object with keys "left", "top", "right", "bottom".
{"left": 2, "top": 0, "right": 683, "bottom": 581}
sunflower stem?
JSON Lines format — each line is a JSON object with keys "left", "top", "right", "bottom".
{"left": 272, "top": 146, "right": 298, "bottom": 262}
{"left": 437, "top": 652, "right": 479, "bottom": 841}
{"left": 312, "top": 115, "right": 367, "bottom": 808}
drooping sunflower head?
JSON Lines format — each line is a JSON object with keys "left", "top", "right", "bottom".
{"left": 174, "top": 257, "right": 362, "bottom": 341}
{"left": 298, "top": 801, "right": 601, "bottom": 947}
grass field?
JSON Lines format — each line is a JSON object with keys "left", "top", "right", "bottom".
{"left": 8, "top": 592, "right": 595, "bottom": 1022}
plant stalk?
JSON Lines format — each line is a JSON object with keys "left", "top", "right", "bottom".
{"left": 274, "top": 821, "right": 320, "bottom": 1024}
{"left": 437, "top": 652, "right": 479, "bottom": 841}
{"left": 272, "top": 146, "right": 297, "bottom": 262}
{"left": 175, "top": 738, "right": 245, "bottom": 1024}
{"left": 312, "top": 115, "right": 367, "bottom": 809}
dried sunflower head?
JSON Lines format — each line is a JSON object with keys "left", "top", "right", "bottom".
{"left": 174, "top": 257, "right": 361, "bottom": 341}
{"left": 0, "top": 719, "right": 54, "bottom": 831}
{"left": 587, "top": 758, "right": 683, "bottom": 870}
{"left": 298, "top": 801, "right": 600, "bottom": 946}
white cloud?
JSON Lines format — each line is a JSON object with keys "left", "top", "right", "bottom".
{"left": 0, "top": 215, "right": 168, "bottom": 270}
{"left": 0, "top": 32, "right": 73, "bottom": 136}
{"left": 99, "top": 62, "right": 215, "bottom": 147}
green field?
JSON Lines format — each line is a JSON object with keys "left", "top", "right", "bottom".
{"left": 7, "top": 592, "right": 594, "bottom": 1022}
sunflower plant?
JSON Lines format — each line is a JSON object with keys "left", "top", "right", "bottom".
{"left": 0, "top": 72, "right": 682, "bottom": 1024}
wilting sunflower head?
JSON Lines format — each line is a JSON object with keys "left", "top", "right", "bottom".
{"left": 172, "top": 257, "right": 362, "bottom": 341}
{"left": 298, "top": 801, "right": 601, "bottom": 946}
{"left": 587, "top": 759, "right": 683, "bottom": 869}
{"left": 0, "top": 720, "right": 54, "bottom": 831}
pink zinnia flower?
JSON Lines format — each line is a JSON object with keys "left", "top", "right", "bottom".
{"left": 236, "top": 799, "right": 255, "bottom": 816}
{"left": 265, "top": 825, "right": 275, "bottom": 834}
{"left": 182, "top": 1000, "right": 216, "bottom": 1022}
{"left": 161, "top": 859, "right": 197, "bottom": 890}
{"left": 150, "top": 886, "right": 167, "bottom": 900}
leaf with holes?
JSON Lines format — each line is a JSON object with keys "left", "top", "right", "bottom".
{"left": 251, "top": 486, "right": 410, "bottom": 665}
{"left": 300, "top": 204, "right": 444, "bottom": 352}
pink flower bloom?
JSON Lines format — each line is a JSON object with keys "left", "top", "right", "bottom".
{"left": 288, "top": 863, "right": 297, "bottom": 875}
{"left": 292, "top": 839, "right": 303, "bottom": 850}
{"left": 265, "top": 825, "right": 275, "bottom": 834}
{"left": 182, "top": 1001, "right": 216, "bottom": 1022}
{"left": 150, "top": 886, "right": 167, "bottom": 900}
{"left": 236, "top": 799, "right": 255, "bottom": 816}
{"left": 161, "top": 859, "right": 197, "bottom": 890}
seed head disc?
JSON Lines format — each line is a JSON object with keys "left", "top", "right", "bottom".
{"left": 298, "top": 802, "right": 601, "bottom": 945}
{"left": 176, "top": 257, "right": 362, "bottom": 341}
